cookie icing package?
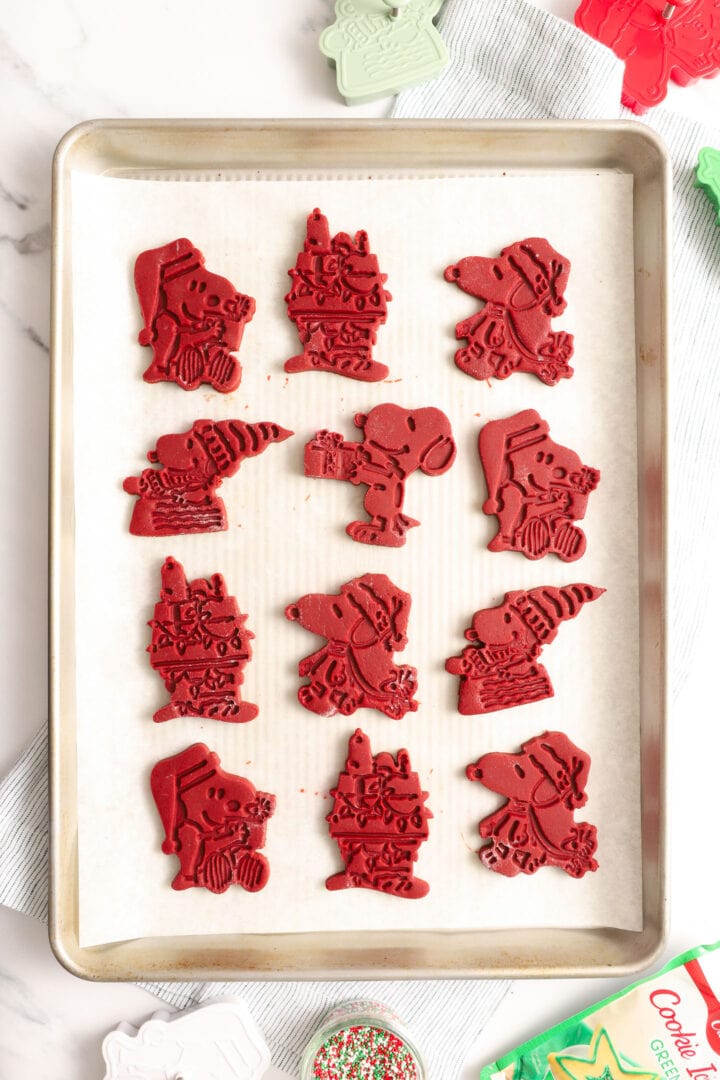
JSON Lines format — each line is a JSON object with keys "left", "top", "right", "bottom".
{"left": 481, "top": 942, "right": 720, "bottom": 1080}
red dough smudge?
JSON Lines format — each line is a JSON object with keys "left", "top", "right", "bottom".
{"left": 148, "top": 557, "right": 258, "bottom": 724}
{"left": 575, "top": 0, "right": 720, "bottom": 114}
{"left": 150, "top": 743, "right": 276, "bottom": 894}
{"left": 479, "top": 409, "right": 600, "bottom": 562}
{"left": 284, "top": 208, "right": 392, "bottom": 382}
{"left": 285, "top": 573, "right": 418, "bottom": 719}
{"left": 445, "top": 583, "right": 605, "bottom": 714}
{"left": 466, "top": 731, "right": 598, "bottom": 878}
{"left": 135, "top": 238, "right": 255, "bottom": 392}
{"left": 326, "top": 728, "right": 432, "bottom": 898}
{"left": 304, "top": 404, "right": 456, "bottom": 547}
{"left": 444, "top": 238, "right": 573, "bottom": 386}
{"left": 123, "top": 419, "right": 293, "bottom": 536}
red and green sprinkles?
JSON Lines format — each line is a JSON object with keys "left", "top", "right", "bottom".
{"left": 311, "top": 1024, "right": 420, "bottom": 1079}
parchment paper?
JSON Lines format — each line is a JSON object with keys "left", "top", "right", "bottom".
{"left": 71, "top": 169, "right": 641, "bottom": 947}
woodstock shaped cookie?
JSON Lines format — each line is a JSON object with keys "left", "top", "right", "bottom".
{"left": 304, "top": 404, "right": 456, "bottom": 547}
{"left": 148, "top": 557, "right": 258, "bottom": 724}
{"left": 135, "top": 238, "right": 255, "bottom": 392}
{"left": 285, "top": 573, "right": 418, "bottom": 718}
{"left": 123, "top": 419, "right": 293, "bottom": 535}
{"left": 102, "top": 997, "right": 270, "bottom": 1080}
{"left": 326, "top": 728, "right": 432, "bottom": 898}
{"left": 446, "top": 583, "right": 604, "bottom": 714}
{"left": 466, "top": 731, "right": 599, "bottom": 878}
{"left": 151, "top": 743, "right": 275, "bottom": 894}
{"left": 479, "top": 409, "right": 600, "bottom": 561}
{"left": 285, "top": 208, "right": 391, "bottom": 381}
{"left": 445, "top": 238, "right": 573, "bottom": 385}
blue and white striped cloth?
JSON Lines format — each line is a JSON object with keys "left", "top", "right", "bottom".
{"left": 2, "top": 0, "right": 719, "bottom": 1075}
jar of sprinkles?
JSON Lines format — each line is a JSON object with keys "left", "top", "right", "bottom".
{"left": 301, "top": 1000, "right": 426, "bottom": 1080}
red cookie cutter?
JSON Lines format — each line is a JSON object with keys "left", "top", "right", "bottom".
{"left": 148, "top": 557, "right": 258, "bottom": 724}
{"left": 123, "top": 419, "right": 293, "bottom": 536}
{"left": 479, "top": 409, "right": 600, "bottom": 562}
{"left": 575, "top": 0, "right": 720, "bottom": 113}
{"left": 304, "top": 404, "right": 456, "bottom": 547}
{"left": 285, "top": 573, "right": 418, "bottom": 719}
{"left": 444, "top": 239, "right": 574, "bottom": 385}
{"left": 135, "top": 238, "right": 256, "bottom": 392}
{"left": 285, "top": 208, "right": 392, "bottom": 382}
{"left": 446, "top": 583, "right": 605, "bottom": 714}
{"left": 150, "top": 743, "right": 276, "bottom": 893}
{"left": 326, "top": 728, "right": 432, "bottom": 898}
{"left": 466, "top": 731, "right": 599, "bottom": 878}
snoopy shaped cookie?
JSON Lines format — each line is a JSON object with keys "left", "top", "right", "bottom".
{"left": 304, "top": 403, "right": 456, "bottom": 547}
{"left": 123, "top": 419, "right": 293, "bottom": 535}
{"left": 446, "top": 583, "right": 605, "bottom": 714}
{"left": 466, "top": 731, "right": 599, "bottom": 878}
{"left": 479, "top": 409, "right": 600, "bottom": 562}
{"left": 286, "top": 573, "right": 418, "bottom": 718}
{"left": 135, "top": 239, "right": 255, "bottom": 392}
{"left": 445, "top": 238, "right": 574, "bottom": 386}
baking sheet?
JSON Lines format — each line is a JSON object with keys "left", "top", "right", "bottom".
{"left": 71, "top": 170, "right": 641, "bottom": 948}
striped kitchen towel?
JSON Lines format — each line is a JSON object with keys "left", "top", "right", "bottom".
{"left": 2, "top": 0, "right": 720, "bottom": 1076}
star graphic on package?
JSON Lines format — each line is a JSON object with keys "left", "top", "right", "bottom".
{"left": 549, "top": 1027, "right": 659, "bottom": 1080}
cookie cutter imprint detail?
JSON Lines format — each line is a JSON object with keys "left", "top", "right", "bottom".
{"left": 151, "top": 743, "right": 276, "bottom": 894}
{"left": 326, "top": 728, "right": 432, "bottom": 898}
{"left": 574, "top": 0, "right": 720, "bottom": 113}
{"left": 444, "top": 238, "right": 574, "bottom": 385}
{"left": 101, "top": 997, "right": 271, "bottom": 1080}
{"left": 285, "top": 208, "right": 392, "bottom": 382}
{"left": 466, "top": 731, "right": 599, "bottom": 878}
{"left": 148, "top": 557, "right": 258, "bottom": 724}
{"left": 123, "top": 419, "right": 293, "bottom": 536}
{"left": 479, "top": 409, "right": 600, "bottom": 562}
{"left": 285, "top": 573, "right": 418, "bottom": 718}
{"left": 696, "top": 147, "right": 720, "bottom": 222}
{"left": 304, "top": 404, "right": 457, "bottom": 547}
{"left": 135, "top": 238, "right": 256, "bottom": 392}
{"left": 319, "top": 0, "right": 448, "bottom": 105}
{"left": 445, "top": 584, "right": 605, "bottom": 714}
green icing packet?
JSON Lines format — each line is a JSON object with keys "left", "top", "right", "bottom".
{"left": 482, "top": 942, "right": 720, "bottom": 1080}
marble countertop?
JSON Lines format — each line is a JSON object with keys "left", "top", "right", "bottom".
{"left": 1, "top": 1, "right": 718, "bottom": 1078}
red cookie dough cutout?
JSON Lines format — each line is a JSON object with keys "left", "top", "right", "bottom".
{"left": 135, "top": 238, "right": 255, "bottom": 392}
{"left": 284, "top": 208, "right": 392, "bottom": 382}
{"left": 444, "top": 238, "right": 573, "bottom": 386}
{"left": 150, "top": 743, "right": 276, "bottom": 894}
{"left": 466, "top": 731, "right": 598, "bottom": 878}
{"left": 326, "top": 728, "right": 432, "bottom": 898}
{"left": 123, "top": 419, "right": 293, "bottom": 536}
{"left": 285, "top": 573, "right": 418, "bottom": 719}
{"left": 446, "top": 583, "right": 604, "bottom": 714}
{"left": 304, "top": 404, "right": 456, "bottom": 547}
{"left": 148, "top": 557, "right": 258, "bottom": 724}
{"left": 479, "top": 409, "right": 600, "bottom": 561}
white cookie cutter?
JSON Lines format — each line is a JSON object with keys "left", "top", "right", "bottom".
{"left": 102, "top": 996, "right": 271, "bottom": 1080}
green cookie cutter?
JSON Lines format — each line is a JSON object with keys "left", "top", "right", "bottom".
{"left": 320, "top": 0, "right": 448, "bottom": 105}
{"left": 696, "top": 147, "right": 720, "bottom": 223}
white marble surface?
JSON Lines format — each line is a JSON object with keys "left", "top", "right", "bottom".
{"left": 1, "top": 1, "right": 719, "bottom": 1078}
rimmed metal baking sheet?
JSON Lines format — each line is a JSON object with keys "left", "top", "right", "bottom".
{"left": 50, "top": 119, "right": 668, "bottom": 981}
